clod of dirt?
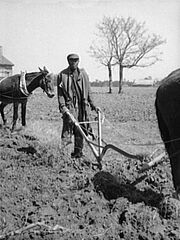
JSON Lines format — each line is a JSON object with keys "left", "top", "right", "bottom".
{"left": 92, "top": 171, "right": 122, "bottom": 200}
{"left": 17, "top": 146, "right": 37, "bottom": 155}
{"left": 159, "top": 196, "right": 180, "bottom": 220}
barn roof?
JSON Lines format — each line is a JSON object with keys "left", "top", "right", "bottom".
{"left": 0, "top": 55, "right": 14, "bottom": 66}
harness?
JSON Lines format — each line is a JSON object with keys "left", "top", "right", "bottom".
{"left": 19, "top": 71, "right": 30, "bottom": 96}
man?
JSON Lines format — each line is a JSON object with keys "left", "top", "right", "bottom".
{"left": 57, "top": 53, "right": 98, "bottom": 158}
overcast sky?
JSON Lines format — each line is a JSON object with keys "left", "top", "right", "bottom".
{"left": 0, "top": 0, "right": 180, "bottom": 81}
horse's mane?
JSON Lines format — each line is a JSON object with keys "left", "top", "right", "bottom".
{"left": 167, "top": 69, "right": 180, "bottom": 79}
{"left": 162, "top": 68, "right": 180, "bottom": 83}
{"left": 25, "top": 72, "right": 42, "bottom": 82}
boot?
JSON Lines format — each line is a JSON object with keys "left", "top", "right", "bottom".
{"left": 71, "top": 148, "right": 83, "bottom": 158}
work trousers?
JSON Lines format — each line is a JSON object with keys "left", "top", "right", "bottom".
{"left": 61, "top": 107, "right": 84, "bottom": 153}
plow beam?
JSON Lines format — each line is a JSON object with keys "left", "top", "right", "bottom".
{"left": 66, "top": 111, "right": 166, "bottom": 172}
{"left": 66, "top": 111, "right": 141, "bottom": 168}
{"left": 99, "top": 144, "right": 141, "bottom": 161}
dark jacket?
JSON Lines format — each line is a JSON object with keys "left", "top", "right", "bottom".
{"left": 57, "top": 67, "right": 96, "bottom": 121}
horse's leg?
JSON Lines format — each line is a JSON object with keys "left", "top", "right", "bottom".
{"left": 11, "top": 102, "right": 19, "bottom": 131}
{"left": 21, "top": 100, "right": 27, "bottom": 127}
{"left": 167, "top": 101, "right": 180, "bottom": 197}
{"left": 156, "top": 96, "right": 180, "bottom": 197}
{"left": 155, "top": 98, "right": 171, "bottom": 153}
{"left": 0, "top": 102, "right": 8, "bottom": 125}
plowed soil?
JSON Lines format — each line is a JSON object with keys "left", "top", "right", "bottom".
{"left": 1, "top": 87, "right": 180, "bottom": 240}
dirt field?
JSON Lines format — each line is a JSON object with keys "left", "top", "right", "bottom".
{"left": 1, "top": 86, "right": 180, "bottom": 240}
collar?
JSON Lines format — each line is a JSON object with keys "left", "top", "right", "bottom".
{"left": 68, "top": 67, "right": 80, "bottom": 75}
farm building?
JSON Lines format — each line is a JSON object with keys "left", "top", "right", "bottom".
{"left": 0, "top": 46, "right": 14, "bottom": 80}
{"left": 132, "top": 77, "right": 155, "bottom": 87}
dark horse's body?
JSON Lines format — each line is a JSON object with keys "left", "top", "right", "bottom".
{"left": 0, "top": 67, "right": 55, "bottom": 131}
{"left": 155, "top": 68, "right": 180, "bottom": 197}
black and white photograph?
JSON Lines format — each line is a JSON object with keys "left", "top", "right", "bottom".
{"left": 0, "top": 0, "right": 180, "bottom": 239}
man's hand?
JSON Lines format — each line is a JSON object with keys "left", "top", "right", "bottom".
{"left": 61, "top": 106, "right": 69, "bottom": 115}
{"left": 95, "top": 106, "right": 101, "bottom": 113}
{"left": 92, "top": 105, "right": 101, "bottom": 113}
{"left": 61, "top": 106, "right": 76, "bottom": 125}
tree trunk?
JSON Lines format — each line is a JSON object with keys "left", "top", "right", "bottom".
{"left": 118, "top": 64, "right": 123, "bottom": 94}
{"left": 108, "top": 63, "right": 112, "bottom": 93}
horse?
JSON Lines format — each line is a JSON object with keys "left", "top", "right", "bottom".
{"left": 155, "top": 68, "right": 180, "bottom": 199}
{"left": 0, "top": 66, "right": 55, "bottom": 131}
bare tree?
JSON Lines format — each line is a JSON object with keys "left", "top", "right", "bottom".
{"left": 89, "top": 18, "right": 116, "bottom": 93}
{"left": 90, "top": 16, "right": 166, "bottom": 93}
{"left": 109, "top": 16, "right": 166, "bottom": 93}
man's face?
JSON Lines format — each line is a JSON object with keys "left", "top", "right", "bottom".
{"left": 68, "top": 58, "right": 79, "bottom": 71}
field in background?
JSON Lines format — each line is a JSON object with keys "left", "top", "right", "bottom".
{"left": 1, "top": 86, "right": 180, "bottom": 239}
{"left": 24, "top": 86, "right": 161, "bottom": 156}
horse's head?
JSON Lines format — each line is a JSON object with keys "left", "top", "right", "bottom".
{"left": 39, "top": 67, "right": 55, "bottom": 98}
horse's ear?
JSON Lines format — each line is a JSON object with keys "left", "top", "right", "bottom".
{"left": 39, "top": 67, "right": 43, "bottom": 72}
{"left": 43, "top": 66, "right": 49, "bottom": 73}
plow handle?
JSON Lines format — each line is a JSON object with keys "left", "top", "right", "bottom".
{"left": 66, "top": 111, "right": 100, "bottom": 158}
{"left": 139, "top": 152, "right": 166, "bottom": 173}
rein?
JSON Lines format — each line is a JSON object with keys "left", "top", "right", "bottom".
{"left": 0, "top": 93, "right": 29, "bottom": 100}
{"left": 39, "top": 75, "right": 48, "bottom": 94}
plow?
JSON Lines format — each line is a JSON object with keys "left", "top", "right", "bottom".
{"left": 66, "top": 110, "right": 166, "bottom": 171}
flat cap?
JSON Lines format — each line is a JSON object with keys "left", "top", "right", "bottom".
{"left": 67, "top": 53, "right": 79, "bottom": 60}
